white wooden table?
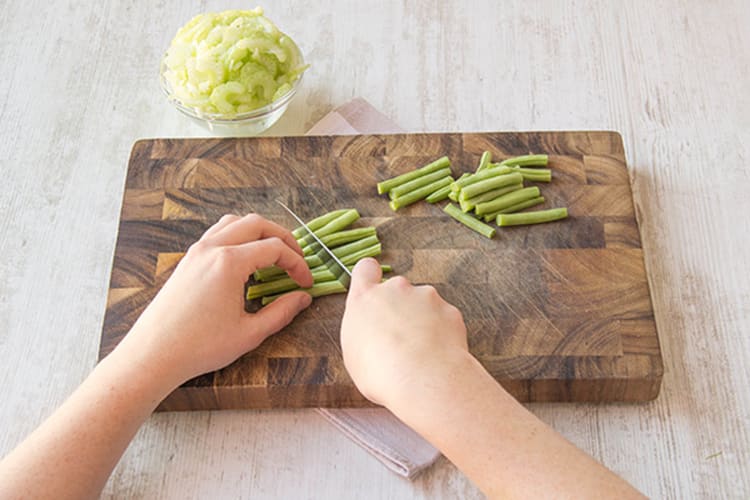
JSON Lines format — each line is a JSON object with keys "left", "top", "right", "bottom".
{"left": 1, "top": 1, "right": 748, "bottom": 498}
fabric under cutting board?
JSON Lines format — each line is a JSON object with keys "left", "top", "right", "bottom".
{"left": 307, "top": 98, "right": 441, "bottom": 479}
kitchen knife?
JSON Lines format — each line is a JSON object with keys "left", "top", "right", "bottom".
{"left": 276, "top": 200, "right": 352, "bottom": 289}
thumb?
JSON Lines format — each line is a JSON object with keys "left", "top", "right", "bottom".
{"left": 244, "top": 291, "right": 312, "bottom": 347}
{"left": 348, "top": 257, "right": 382, "bottom": 298}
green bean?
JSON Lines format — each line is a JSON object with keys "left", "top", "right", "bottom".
{"left": 253, "top": 266, "right": 285, "bottom": 282}
{"left": 459, "top": 172, "right": 523, "bottom": 200}
{"left": 482, "top": 196, "right": 546, "bottom": 221}
{"left": 377, "top": 156, "right": 451, "bottom": 194}
{"left": 498, "top": 196, "right": 546, "bottom": 214}
{"left": 246, "top": 267, "right": 338, "bottom": 300}
{"left": 459, "top": 183, "right": 523, "bottom": 212}
{"left": 508, "top": 166, "right": 552, "bottom": 182}
{"left": 499, "top": 154, "right": 549, "bottom": 167}
{"left": 447, "top": 173, "right": 469, "bottom": 200}
{"left": 496, "top": 207, "right": 568, "bottom": 226}
{"left": 451, "top": 166, "right": 512, "bottom": 193}
{"left": 307, "top": 236, "right": 380, "bottom": 279}
{"left": 343, "top": 263, "right": 391, "bottom": 273}
{"left": 476, "top": 151, "right": 492, "bottom": 172}
{"left": 444, "top": 203, "right": 496, "bottom": 239}
{"left": 450, "top": 174, "right": 473, "bottom": 193}
{"left": 305, "top": 254, "right": 324, "bottom": 268}
{"left": 332, "top": 234, "right": 380, "bottom": 258}
{"left": 261, "top": 280, "right": 347, "bottom": 305}
{"left": 291, "top": 209, "right": 349, "bottom": 239}
{"left": 426, "top": 184, "right": 453, "bottom": 203}
{"left": 258, "top": 263, "right": 393, "bottom": 305}
{"left": 298, "top": 209, "right": 360, "bottom": 247}
{"left": 389, "top": 168, "right": 452, "bottom": 199}
{"left": 475, "top": 186, "right": 540, "bottom": 216}
{"left": 339, "top": 243, "right": 382, "bottom": 265}
{"left": 254, "top": 253, "right": 325, "bottom": 282}
{"left": 389, "top": 176, "right": 452, "bottom": 211}
{"left": 303, "top": 227, "right": 377, "bottom": 256}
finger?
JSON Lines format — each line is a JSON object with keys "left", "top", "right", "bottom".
{"left": 235, "top": 237, "right": 313, "bottom": 287}
{"left": 242, "top": 291, "right": 312, "bottom": 347}
{"left": 210, "top": 214, "right": 303, "bottom": 256}
{"left": 200, "top": 214, "right": 241, "bottom": 240}
{"left": 347, "top": 257, "right": 383, "bottom": 299}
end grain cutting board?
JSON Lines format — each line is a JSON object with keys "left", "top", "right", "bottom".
{"left": 100, "top": 132, "right": 663, "bottom": 410}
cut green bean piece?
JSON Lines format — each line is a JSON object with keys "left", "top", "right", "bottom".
{"left": 475, "top": 186, "right": 540, "bottom": 215}
{"left": 298, "top": 209, "right": 360, "bottom": 247}
{"left": 303, "top": 227, "right": 377, "bottom": 255}
{"left": 449, "top": 172, "right": 471, "bottom": 192}
{"left": 259, "top": 263, "right": 393, "bottom": 305}
{"left": 305, "top": 254, "right": 323, "bottom": 268}
{"left": 254, "top": 266, "right": 285, "bottom": 282}
{"left": 483, "top": 196, "right": 546, "bottom": 221}
{"left": 498, "top": 196, "right": 546, "bottom": 214}
{"left": 460, "top": 183, "right": 523, "bottom": 212}
{"left": 508, "top": 166, "right": 552, "bottom": 182}
{"left": 476, "top": 151, "right": 492, "bottom": 172}
{"left": 499, "top": 154, "right": 549, "bottom": 167}
{"left": 444, "top": 203, "right": 495, "bottom": 239}
{"left": 448, "top": 173, "right": 469, "bottom": 200}
{"left": 331, "top": 234, "right": 380, "bottom": 258}
{"left": 322, "top": 226, "right": 376, "bottom": 247}
{"left": 254, "top": 253, "right": 325, "bottom": 281}
{"left": 426, "top": 184, "right": 453, "bottom": 203}
{"left": 309, "top": 236, "right": 380, "bottom": 279}
{"left": 261, "top": 280, "right": 347, "bottom": 305}
{"left": 377, "top": 156, "right": 451, "bottom": 194}
{"left": 247, "top": 267, "right": 338, "bottom": 300}
{"left": 497, "top": 207, "right": 568, "bottom": 226}
{"left": 340, "top": 263, "right": 392, "bottom": 274}
{"left": 451, "top": 166, "right": 512, "bottom": 193}
{"left": 291, "top": 209, "right": 349, "bottom": 239}
{"left": 389, "top": 176, "right": 452, "bottom": 211}
{"left": 459, "top": 172, "right": 523, "bottom": 200}
{"left": 339, "top": 243, "right": 382, "bottom": 265}
{"left": 451, "top": 174, "right": 473, "bottom": 192}
{"left": 389, "top": 168, "right": 452, "bottom": 199}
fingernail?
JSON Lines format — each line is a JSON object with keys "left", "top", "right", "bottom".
{"left": 300, "top": 293, "right": 313, "bottom": 309}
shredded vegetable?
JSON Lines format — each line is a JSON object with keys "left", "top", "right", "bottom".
{"left": 163, "top": 8, "right": 309, "bottom": 116}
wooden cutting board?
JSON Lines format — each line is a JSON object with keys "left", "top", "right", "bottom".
{"left": 100, "top": 132, "right": 663, "bottom": 410}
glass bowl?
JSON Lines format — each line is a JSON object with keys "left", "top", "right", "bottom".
{"left": 159, "top": 56, "right": 303, "bottom": 137}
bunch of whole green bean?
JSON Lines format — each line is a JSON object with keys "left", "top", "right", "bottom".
{"left": 248, "top": 208, "right": 391, "bottom": 303}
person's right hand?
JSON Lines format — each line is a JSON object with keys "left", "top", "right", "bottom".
{"left": 340, "top": 258, "right": 470, "bottom": 409}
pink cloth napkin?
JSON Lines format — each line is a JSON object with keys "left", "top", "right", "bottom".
{"left": 306, "top": 98, "right": 441, "bottom": 479}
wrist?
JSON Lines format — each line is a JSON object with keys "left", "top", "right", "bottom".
{"left": 104, "top": 326, "right": 187, "bottom": 403}
{"left": 384, "top": 349, "right": 485, "bottom": 423}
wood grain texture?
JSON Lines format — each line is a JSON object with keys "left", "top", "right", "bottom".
{"left": 100, "top": 132, "right": 662, "bottom": 409}
{"left": 2, "top": 0, "right": 748, "bottom": 498}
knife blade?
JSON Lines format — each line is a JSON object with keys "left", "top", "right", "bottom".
{"left": 276, "top": 200, "right": 352, "bottom": 288}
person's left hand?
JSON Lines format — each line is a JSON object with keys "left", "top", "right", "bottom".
{"left": 115, "top": 213, "right": 314, "bottom": 387}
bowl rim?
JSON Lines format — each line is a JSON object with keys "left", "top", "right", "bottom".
{"left": 159, "top": 53, "right": 304, "bottom": 123}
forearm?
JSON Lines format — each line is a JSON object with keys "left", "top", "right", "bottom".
{"left": 388, "top": 352, "right": 645, "bottom": 499}
{"left": 0, "top": 340, "right": 179, "bottom": 500}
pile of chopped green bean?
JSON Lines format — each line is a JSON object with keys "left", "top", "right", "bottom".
{"left": 248, "top": 208, "right": 391, "bottom": 304}
{"left": 376, "top": 152, "right": 568, "bottom": 238}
